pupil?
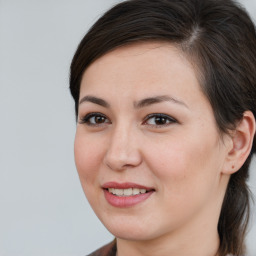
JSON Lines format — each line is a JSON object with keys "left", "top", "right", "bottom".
{"left": 95, "top": 116, "right": 105, "bottom": 123}
{"left": 155, "top": 117, "right": 166, "bottom": 125}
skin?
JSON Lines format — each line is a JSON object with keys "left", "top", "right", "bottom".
{"left": 74, "top": 42, "right": 255, "bottom": 256}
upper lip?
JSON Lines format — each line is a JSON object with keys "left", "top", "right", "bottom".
{"left": 102, "top": 182, "right": 155, "bottom": 191}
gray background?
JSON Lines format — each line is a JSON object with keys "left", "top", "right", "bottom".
{"left": 0, "top": 0, "right": 255, "bottom": 255}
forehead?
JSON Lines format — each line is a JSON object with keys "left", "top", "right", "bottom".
{"left": 81, "top": 42, "right": 198, "bottom": 94}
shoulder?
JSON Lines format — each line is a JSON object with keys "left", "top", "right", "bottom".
{"left": 87, "top": 240, "right": 116, "bottom": 256}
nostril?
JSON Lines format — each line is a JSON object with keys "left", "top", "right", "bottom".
{"left": 104, "top": 148, "right": 142, "bottom": 171}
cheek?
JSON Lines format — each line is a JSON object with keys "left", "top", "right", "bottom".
{"left": 74, "top": 131, "right": 104, "bottom": 186}
{"left": 144, "top": 129, "right": 221, "bottom": 194}
{"left": 142, "top": 132, "right": 223, "bottom": 229}
{"left": 143, "top": 135, "right": 192, "bottom": 179}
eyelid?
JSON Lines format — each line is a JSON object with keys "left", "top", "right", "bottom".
{"left": 79, "top": 112, "right": 111, "bottom": 126}
{"left": 78, "top": 112, "right": 177, "bottom": 128}
{"left": 142, "top": 113, "right": 178, "bottom": 127}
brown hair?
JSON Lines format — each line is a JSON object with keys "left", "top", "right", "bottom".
{"left": 69, "top": 0, "right": 256, "bottom": 255}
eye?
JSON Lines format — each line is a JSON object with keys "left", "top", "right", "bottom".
{"left": 79, "top": 113, "right": 111, "bottom": 126}
{"left": 143, "top": 113, "right": 177, "bottom": 127}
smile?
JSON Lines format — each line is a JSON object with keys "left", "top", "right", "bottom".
{"left": 107, "top": 188, "right": 147, "bottom": 196}
{"left": 102, "top": 182, "right": 155, "bottom": 208}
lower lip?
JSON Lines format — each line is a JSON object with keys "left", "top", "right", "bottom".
{"left": 103, "top": 189, "right": 154, "bottom": 208}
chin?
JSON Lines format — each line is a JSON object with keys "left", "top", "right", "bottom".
{"left": 109, "top": 228, "right": 151, "bottom": 241}
{"left": 100, "top": 216, "right": 160, "bottom": 241}
{"left": 103, "top": 219, "right": 149, "bottom": 240}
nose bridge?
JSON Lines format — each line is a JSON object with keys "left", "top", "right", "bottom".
{"left": 104, "top": 121, "right": 141, "bottom": 170}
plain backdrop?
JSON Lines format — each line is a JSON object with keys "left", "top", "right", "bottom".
{"left": 0, "top": 0, "right": 255, "bottom": 255}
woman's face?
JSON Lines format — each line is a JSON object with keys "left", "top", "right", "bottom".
{"left": 75, "top": 42, "right": 230, "bottom": 241}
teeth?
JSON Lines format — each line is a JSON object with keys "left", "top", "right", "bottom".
{"left": 115, "top": 189, "right": 123, "bottom": 196}
{"left": 133, "top": 188, "right": 140, "bottom": 195}
{"left": 108, "top": 188, "right": 148, "bottom": 196}
{"left": 109, "top": 188, "right": 114, "bottom": 194}
{"left": 123, "top": 188, "right": 132, "bottom": 196}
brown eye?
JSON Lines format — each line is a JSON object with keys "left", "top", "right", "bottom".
{"left": 80, "top": 113, "right": 110, "bottom": 126}
{"left": 94, "top": 116, "right": 106, "bottom": 124}
{"left": 144, "top": 113, "right": 177, "bottom": 127}
{"left": 154, "top": 116, "right": 169, "bottom": 125}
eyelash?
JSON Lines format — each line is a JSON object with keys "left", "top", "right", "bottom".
{"left": 79, "top": 113, "right": 177, "bottom": 127}
{"left": 143, "top": 113, "right": 177, "bottom": 127}
{"left": 79, "top": 112, "right": 110, "bottom": 126}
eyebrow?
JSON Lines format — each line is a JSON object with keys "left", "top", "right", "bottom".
{"left": 134, "top": 95, "right": 188, "bottom": 109}
{"left": 79, "top": 95, "right": 110, "bottom": 108}
{"left": 79, "top": 95, "right": 188, "bottom": 109}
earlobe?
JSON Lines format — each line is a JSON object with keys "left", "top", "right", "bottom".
{"left": 222, "top": 111, "right": 256, "bottom": 175}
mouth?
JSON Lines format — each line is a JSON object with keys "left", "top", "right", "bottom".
{"left": 107, "top": 187, "right": 149, "bottom": 197}
{"left": 102, "top": 182, "right": 155, "bottom": 207}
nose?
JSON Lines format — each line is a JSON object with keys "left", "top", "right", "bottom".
{"left": 103, "top": 124, "right": 142, "bottom": 171}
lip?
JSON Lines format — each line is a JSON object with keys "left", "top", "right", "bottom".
{"left": 102, "top": 182, "right": 155, "bottom": 208}
{"left": 102, "top": 182, "right": 154, "bottom": 190}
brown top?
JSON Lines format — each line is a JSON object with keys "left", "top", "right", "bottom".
{"left": 86, "top": 241, "right": 238, "bottom": 256}
{"left": 87, "top": 240, "right": 117, "bottom": 256}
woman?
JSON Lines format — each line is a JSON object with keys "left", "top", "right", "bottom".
{"left": 69, "top": 0, "right": 256, "bottom": 255}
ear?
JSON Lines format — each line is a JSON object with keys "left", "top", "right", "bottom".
{"left": 222, "top": 111, "right": 256, "bottom": 175}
